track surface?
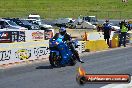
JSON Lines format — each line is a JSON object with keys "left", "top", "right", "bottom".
{"left": 0, "top": 47, "right": 132, "bottom": 88}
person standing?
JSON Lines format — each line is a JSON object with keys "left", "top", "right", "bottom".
{"left": 122, "top": 0, "right": 128, "bottom": 2}
{"left": 119, "top": 21, "right": 128, "bottom": 47}
{"left": 103, "top": 20, "right": 112, "bottom": 47}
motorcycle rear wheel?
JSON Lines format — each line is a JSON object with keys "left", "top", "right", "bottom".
{"left": 69, "top": 55, "right": 76, "bottom": 66}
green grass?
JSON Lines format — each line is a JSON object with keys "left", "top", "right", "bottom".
{"left": 0, "top": 0, "right": 132, "bottom": 19}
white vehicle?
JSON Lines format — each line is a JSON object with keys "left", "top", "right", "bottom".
{"left": 0, "top": 19, "right": 27, "bottom": 30}
{"left": 28, "top": 14, "right": 42, "bottom": 26}
{"left": 28, "top": 14, "right": 41, "bottom": 23}
{"left": 70, "top": 20, "right": 96, "bottom": 29}
{"left": 82, "top": 16, "right": 98, "bottom": 25}
{"left": 77, "top": 16, "right": 83, "bottom": 24}
{"left": 28, "top": 14, "right": 53, "bottom": 29}
{"left": 75, "top": 21, "right": 96, "bottom": 29}
{"left": 110, "top": 23, "right": 120, "bottom": 31}
{"left": 54, "top": 18, "right": 75, "bottom": 25}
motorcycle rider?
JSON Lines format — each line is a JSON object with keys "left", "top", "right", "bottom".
{"left": 52, "top": 27, "right": 84, "bottom": 63}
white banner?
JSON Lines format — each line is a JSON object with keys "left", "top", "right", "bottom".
{"left": 25, "top": 30, "right": 45, "bottom": 41}
{"left": 0, "top": 41, "right": 49, "bottom": 65}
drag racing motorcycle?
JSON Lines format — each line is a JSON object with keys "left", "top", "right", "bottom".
{"left": 49, "top": 35, "right": 78, "bottom": 67}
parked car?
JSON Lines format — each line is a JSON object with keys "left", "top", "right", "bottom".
{"left": 28, "top": 14, "right": 41, "bottom": 25}
{"left": 53, "top": 18, "right": 75, "bottom": 27}
{"left": 20, "top": 19, "right": 39, "bottom": 30}
{"left": 0, "top": 19, "right": 27, "bottom": 30}
{"left": 82, "top": 16, "right": 98, "bottom": 25}
{"left": 109, "top": 23, "right": 120, "bottom": 31}
{"left": 96, "top": 23, "right": 120, "bottom": 32}
{"left": 68, "top": 20, "right": 96, "bottom": 29}
{"left": 4, "top": 18, "right": 39, "bottom": 30}
{"left": 26, "top": 18, "right": 53, "bottom": 30}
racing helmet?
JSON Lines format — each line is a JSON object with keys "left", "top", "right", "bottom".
{"left": 59, "top": 27, "right": 66, "bottom": 35}
{"left": 105, "top": 19, "right": 109, "bottom": 23}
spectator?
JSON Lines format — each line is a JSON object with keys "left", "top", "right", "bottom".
{"left": 119, "top": 20, "right": 128, "bottom": 47}
{"left": 97, "top": 24, "right": 103, "bottom": 32}
{"left": 128, "top": 21, "right": 132, "bottom": 30}
{"left": 122, "top": 0, "right": 128, "bottom": 2}
{"left": 122, "top": 0, "right": 128, "bottom": 6}
{"left": 103, "top": 20, "right": 112, "bottom": 47}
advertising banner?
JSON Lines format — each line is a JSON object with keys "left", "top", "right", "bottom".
{"left": 25, "top": 30, "right": 45, "bottom": 41}
{"left": 0, "top": 41, "right": 49, "bottom": 65}
{"left": 0, "top": 31, "right": 11, "bottom": 43}
{"left": 0, "top": 30, "right": 25, "bottom": 43}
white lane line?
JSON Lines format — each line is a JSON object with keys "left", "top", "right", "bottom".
{"left": 101, "top": 77, "right": 132, "bottom": 88}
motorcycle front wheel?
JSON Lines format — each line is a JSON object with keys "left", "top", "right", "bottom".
{"left": 49, "top": 52, "right": 60, "bottom": 67}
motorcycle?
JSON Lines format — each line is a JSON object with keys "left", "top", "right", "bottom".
{"left": 49, "top": 35, "right": 77, "bottom": 67}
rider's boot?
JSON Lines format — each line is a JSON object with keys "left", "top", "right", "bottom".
{"left": 74, "top": 51, "right": 84, "bottom": 63}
